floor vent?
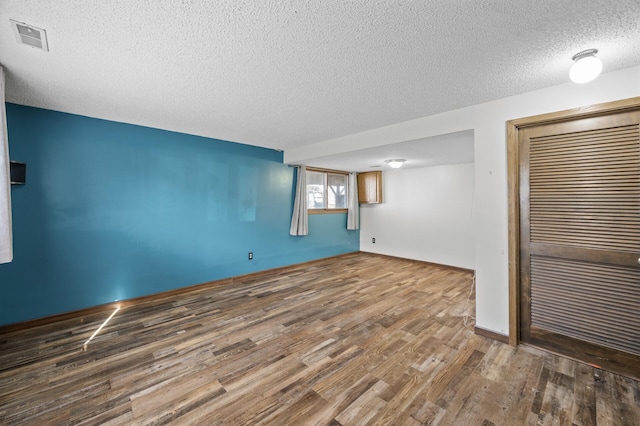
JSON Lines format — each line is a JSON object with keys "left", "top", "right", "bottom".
{"left": 10, "top": 20, "right": 49, "bottom": 51}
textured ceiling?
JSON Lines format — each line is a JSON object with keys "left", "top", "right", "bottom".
{"left": 306, "top": 131, "right": 474, "bottom": 172}
{"left": 1, "top": 1, "right": 640, "bottom": 157}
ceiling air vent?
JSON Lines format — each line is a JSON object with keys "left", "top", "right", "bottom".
{"left": 10, "top": 20, "right": 49, "bottom": 51}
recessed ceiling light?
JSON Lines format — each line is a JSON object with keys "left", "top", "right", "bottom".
{"left": 569, "top": 49, "right": 602, "bottom": 83}
{"left": 385, "top": 159, "right": 406, "bottom": 169}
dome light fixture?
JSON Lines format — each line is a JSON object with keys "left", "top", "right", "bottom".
{"left": 385, "top": 159, "right": 405, "bottom": 169}
{"left": 569, "top": 49, "right": 602, "bottom": 84}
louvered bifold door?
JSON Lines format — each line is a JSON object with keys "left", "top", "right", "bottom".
{"left": 519, "top": 110, "right": 640, "bottom": 378}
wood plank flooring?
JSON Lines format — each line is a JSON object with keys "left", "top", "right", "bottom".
{"left": 0, "top": 252, "right": 639, "bottom": 425}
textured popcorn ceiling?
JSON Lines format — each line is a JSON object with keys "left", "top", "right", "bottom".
{"left": 1, "top": 1, "right": 640, "bottom": 157}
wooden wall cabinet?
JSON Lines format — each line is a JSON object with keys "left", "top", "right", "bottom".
{"left": 357, "top": 171, "right": 382, "bottom": 204}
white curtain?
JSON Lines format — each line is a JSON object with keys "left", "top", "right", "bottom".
{"left": 347, "top": 172, "right": 359, "bottom": 230}
{"left": 289, "top": 165, "right": 308, "bottom": 236}
{"left": 0, "top": 66, "right": 13, "bottom": 264}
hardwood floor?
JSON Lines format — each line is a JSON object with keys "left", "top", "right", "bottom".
{"left": 0, "top": 252, "right": 638, "bottom": 425}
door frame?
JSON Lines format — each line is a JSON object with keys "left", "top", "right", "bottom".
{"left": 506, "top": 96, "right": 640, "bottom": 347}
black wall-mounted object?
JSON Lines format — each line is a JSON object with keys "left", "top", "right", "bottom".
{"left": 10, "top": 161, "right": 26, "bottom": 185}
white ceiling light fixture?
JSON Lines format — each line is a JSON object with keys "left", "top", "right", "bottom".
{"left": 569, "top": 49, "right": 602, "bottom": 84}
{"left": 385, "top": 159, "right": 406, "bottom": 169}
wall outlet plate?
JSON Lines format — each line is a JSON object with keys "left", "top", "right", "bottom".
{"left": 248, "top": 252, "right": 253, "bottom": 260}
{"left": 372, "top": 238, "right": 375, "bottom": 243}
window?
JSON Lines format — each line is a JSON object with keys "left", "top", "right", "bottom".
{"left": 306, "top": 169, "right": 348, "bottom": 213}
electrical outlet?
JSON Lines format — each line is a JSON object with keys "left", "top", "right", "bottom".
{"left": 372, "top": 237, "right": 375, "bottom": 243}
{"left": 248, "top": 252, "right": 253, "bottom": 260}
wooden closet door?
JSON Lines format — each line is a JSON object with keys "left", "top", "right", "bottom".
{"left": 519, "top": 110, "right": 640, "bottom": 379}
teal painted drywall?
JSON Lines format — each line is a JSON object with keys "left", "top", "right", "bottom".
{"left": 0, "top": 104, "right": 359, "bottom": 326}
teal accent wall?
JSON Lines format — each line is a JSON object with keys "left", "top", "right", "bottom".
{"left": 0, "top": 104, "right": 359, "bottom": 326}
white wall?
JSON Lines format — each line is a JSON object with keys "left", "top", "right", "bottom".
{"left": 360, "top": 163, "right": 475, "bottom": 270}
{"left": 286, "top": 65, "right": 640, "bottom": 337}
